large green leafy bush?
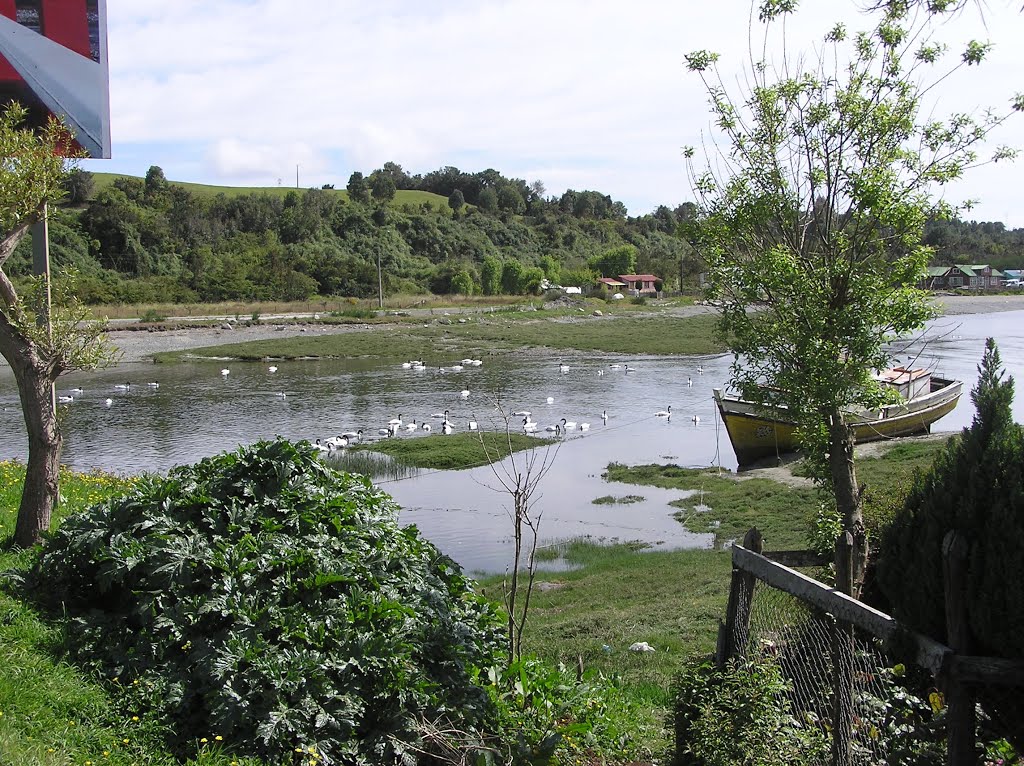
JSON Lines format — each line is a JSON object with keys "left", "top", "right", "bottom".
{"left": 876, "top": 339, "right": 1024, "bottom": 660}
{"left": 27, "top": 439, "right": 503, "bottom": 765}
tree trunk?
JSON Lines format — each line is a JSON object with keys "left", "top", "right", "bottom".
{"left": 9, "top": 348, "right": 60, "bottom": 548}
{"left": 827, "top": 410, "right": 868, "bottom": 599}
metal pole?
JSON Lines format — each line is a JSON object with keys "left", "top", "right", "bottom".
{"left": 377, "top": 250, "right": 383, "bottom": 309}
{"left": 31, "top": 203, "right": 55, "bottom": 416}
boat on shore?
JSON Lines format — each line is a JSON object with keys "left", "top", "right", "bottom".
{"left": 713, "top": 367, "right": 963, "bottom": 466}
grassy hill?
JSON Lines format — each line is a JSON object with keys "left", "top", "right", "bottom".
{"left": 89, "top": 172, "right": 453, "bottom": 212}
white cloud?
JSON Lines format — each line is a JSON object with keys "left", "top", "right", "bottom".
{"left": 87, "top": 0, "right": 1024, "bottom": 223}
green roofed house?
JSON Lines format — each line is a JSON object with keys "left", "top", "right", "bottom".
{"left": 918, "top": 264, "right": 1003, "bottom": 290}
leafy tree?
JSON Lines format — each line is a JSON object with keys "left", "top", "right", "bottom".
{"left": 370, "top": 172, "right": 397, "bottom": 204}
{"left": 346, "top": 171, "right": 370, "bottom": 204}
{"left": 497, "top": 185, "right": 525, "bottom": 215}
{"left": 378, "top": 160, "right": 414, "bottom": 189}
{"left": 480, "top": 255, "right": 502, "bottom": 295}
{"left": 500, "top": 259, "right": 524, "bottom": 294}
{"left": 448, "top": 188, "right": 465, "bottom": 214}
{"left": 451, "top": 268, "right": 475, "bottom": 296}
{"left": 520, "top": 265, "right": 545, "bottom": 294}
{"left": 589, "top": 244, "right": 637, "bottom": 278}
{"left": 0, "top": 104, "right": 118, "bottom": 547}
{"left": 540, "top": 254, "right": 561, "bottom": 283}
{"left": 143, "top": 164, "right": 169, "bottom": 198}
{"left": 560, "top": 266, "right": 596, "bottom": 287}
{"left": 61, "top": 168, "right": 93, "bottom": 205}
{"left": 478, "top": 187, "right": 498, "bottom": 214}
{"left": 684, "top": 2, "right": 1021, "bottom": 594}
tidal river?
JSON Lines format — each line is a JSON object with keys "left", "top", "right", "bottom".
{"left": 2, "top": 310, "right": 1023, "bottom": 574}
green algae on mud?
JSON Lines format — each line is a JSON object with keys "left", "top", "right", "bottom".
{"left": 151, "top": 312, "right": 727, "bottom": 363}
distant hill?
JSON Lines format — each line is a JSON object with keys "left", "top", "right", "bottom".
{"left": 89, "top": 172, "right": 453, "bottom": 213}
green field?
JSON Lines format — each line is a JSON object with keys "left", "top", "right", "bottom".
{"left": 90, "top": 172, "right": 454, "bottom": 212}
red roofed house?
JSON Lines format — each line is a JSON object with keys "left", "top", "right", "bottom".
{"left": 596, "top": 277, "right": 626, "bottom": 291}
{"left": 617, "top": 274, "right": 661, "bottom": 296}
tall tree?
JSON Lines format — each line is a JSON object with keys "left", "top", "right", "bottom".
{"left": 369, "top": 173, "right": 396, "bottom": 204}
{"left": 685, "top": 1, "right": 1021, "bottom": 595}
{"left": 0, "top": 105, "right": 118, "bottom": 547}
{"left": 447, "top": 188, "right": 465, "bottom": 215}
{"left": 346, "top": 171, "right": 370, "bottom": 204}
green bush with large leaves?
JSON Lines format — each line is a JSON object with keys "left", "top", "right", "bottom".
{"left": 27, "top": 439, "right": 503, "bottom": 765}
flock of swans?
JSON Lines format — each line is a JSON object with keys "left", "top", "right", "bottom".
{"left": 52, "top": 358, "right": 709, "bottom": 452}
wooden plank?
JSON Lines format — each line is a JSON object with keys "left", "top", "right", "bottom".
{"left": 764, "top": 550, "right": 830, "bottom": 568}
{"left": 731, "top": 544, "right": 950, "bottom": 675}
{"left": 950, "top": 656, "right": 1024, "bottom": 686}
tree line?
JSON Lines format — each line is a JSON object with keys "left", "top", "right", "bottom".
{"left": 4, "top": 164, "right": 698, "bottom": 305}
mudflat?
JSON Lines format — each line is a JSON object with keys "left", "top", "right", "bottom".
{"left": 95, "top": 293, "right": 1024, "bottom": 363}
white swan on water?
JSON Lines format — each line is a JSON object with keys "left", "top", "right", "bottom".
{"left": 655, "top": 406, "right": 672, "bottom": 417}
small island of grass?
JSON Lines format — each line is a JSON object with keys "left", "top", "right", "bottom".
{"left": 358, "top": 431, "right": 545, "bottom": 470}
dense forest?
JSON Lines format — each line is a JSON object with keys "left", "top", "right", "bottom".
{"left": 7, "top": 162, "right": 1023, "bottom": 305}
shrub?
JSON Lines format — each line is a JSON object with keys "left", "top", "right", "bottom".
{"left": 138, "top": 307, "right": 166, "bottom": 323}
{"left": 27, "top": 439, "right": 503, "bottom": 765}
{"left": 669, "top": 656, "right": 827, "bottom": 766}
{"left": 876, "top": 339, "right": 1024, "bottom": 661}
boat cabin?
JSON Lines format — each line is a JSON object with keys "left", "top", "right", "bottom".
{"left": 874, "top": 367, "right": 931, "bottom": 401}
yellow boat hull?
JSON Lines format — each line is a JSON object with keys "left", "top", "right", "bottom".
{"left": 715, "top": 379, "right": 962, "bottom": 465}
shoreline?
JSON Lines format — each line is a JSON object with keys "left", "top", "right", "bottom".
{"left": 99, "top": 293, "right": 1024, "bottom": 363}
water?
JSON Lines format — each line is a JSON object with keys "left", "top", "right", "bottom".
{"left": 2, "top": 311, "right": 1023, "bottom": 574}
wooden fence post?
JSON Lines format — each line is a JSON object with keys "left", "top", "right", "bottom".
{"left": 831, "top": 531, "right": 855, "bottom": 766}
{"left": 943, "top": 530, "right": 975, "bottom": 766}
{"left": 717, "top": 527, "right": 762, "bottom": 668}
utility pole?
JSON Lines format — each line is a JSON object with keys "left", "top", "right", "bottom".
{"left": 296, "top": 164, "right": 299, "bottom": 189}
{"left": 377, "top": 250, "right": 384, "bottom": 309}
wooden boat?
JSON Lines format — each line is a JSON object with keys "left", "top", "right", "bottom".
{"left": 713, "top": 367, "right": 962, "bottom": 465}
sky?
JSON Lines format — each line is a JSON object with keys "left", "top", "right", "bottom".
{"left": 82, "top": 0, "right": 1024, "bottom": 226}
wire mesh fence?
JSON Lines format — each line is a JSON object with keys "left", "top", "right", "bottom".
{"left": 716, "top": 539, "right": 1024, "bottom": 766}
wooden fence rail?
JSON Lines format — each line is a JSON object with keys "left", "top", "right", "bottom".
{"left": 716, "top": 528, "right": 1024, "bottom": 766}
